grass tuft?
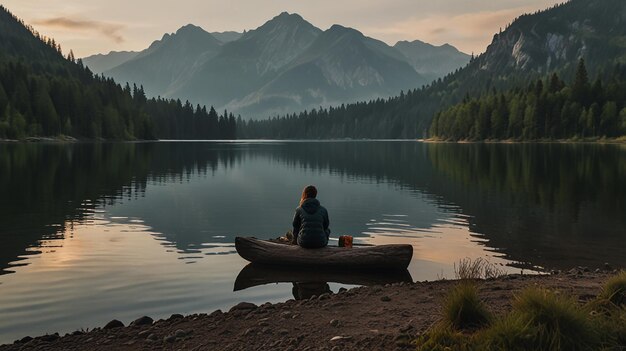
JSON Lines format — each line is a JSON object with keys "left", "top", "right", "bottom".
{"left": 454, "top": 257, "right": 506, "bottom": 280}
{"left": 598, "top": 270, "right": 626, "bottom": 306}
{"left": 505, "top": 288, "right": 598, "bottom": 350}
{"left": 419, "top": 275, "right": 626, "bottom": 350}
{"left": 443, "top": 282, "right": 491, "bottom": 330}
{"left": 415, "top": 324, "right": 473, "bottom": 351}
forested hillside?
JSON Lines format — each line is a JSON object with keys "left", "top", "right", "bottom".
{"left": 239, "top": 0, "right": 626, "bottom": 139}
{"left": 0, "top": 6, "right": 234, "bottom": 140}
{"left": 430, "top": 60, "right": 626, "bottom": 140}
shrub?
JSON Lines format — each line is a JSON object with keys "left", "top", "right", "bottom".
{"left": 443, "top": 282, "right": 491, "bottom": 330}
{"left": 454, "top": 257, "right": 506, "bottom": 280}
{"left": 415, "top": 324, "right": 473, "bottom": 351}
{"left": 599, "top": 270, "right": 626, "bottom": 306}
{"left": 487, "top": 288, "right": 599, "bottom": 351}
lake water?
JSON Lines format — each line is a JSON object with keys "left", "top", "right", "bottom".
{"left": 0, "top": 141, "right": 624, "bottom": 343}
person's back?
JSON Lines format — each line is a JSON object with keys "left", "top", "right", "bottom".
{"left": 292, "top": 186, "right": 330, "bottom": 248}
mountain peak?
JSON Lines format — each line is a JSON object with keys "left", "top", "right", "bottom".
{"left": 326, "top": 24, "right": 363, "bottom": 39}
{"left": 274, "top": 12, "right": 304, "bottom": 21}
{"left": 176, "top": 24, "right": 207, "bottom": 35}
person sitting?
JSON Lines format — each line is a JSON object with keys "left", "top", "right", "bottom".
{"left": 292, "top": 185, "right": 330, "bottom": 248}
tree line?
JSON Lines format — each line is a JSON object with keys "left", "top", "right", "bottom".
{"left": 0, "top": 5, "right": 235, "bottom": 140}
{"left": 429, "top": 60, "right": 626, "bottom": 140}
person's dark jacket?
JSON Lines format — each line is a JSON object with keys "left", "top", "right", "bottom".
{"left": 292, "top": 198, "right": 330, "bottom": 248}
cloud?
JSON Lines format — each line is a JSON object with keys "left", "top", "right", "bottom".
{"left": 364, "top": 6, "right": 539, "bottom": 54}
{"left": 33, "top": 17, "right": 125, "bottom": 43}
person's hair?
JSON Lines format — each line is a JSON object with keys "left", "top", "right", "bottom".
{"left": 300, "top": 185, "right": 317, "bottom": 206}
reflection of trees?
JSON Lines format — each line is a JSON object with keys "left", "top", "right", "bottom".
{"left": 426, "top": 143, "right": 626, "bottom": 269}
{"left": 246, "top": 142, "right": 626, "bottom": 269}
{"left": 1, "top": 142, "right": 624, "bottom": 274}
{"left": 0, "top": 142, "right": 241, "bottom": 274}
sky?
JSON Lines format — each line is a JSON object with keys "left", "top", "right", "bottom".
{"left": 3, "top": 0, "right": 561, "bottom": 57}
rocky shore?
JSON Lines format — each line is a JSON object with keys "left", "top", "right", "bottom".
{"left": 0, "top": 270, "right": 617, "bottom": 351}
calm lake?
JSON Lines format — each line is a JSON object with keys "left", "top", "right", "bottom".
{"left": 0, "top": 141, "right": 624, "bottom": 343}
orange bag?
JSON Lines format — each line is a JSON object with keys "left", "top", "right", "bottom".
{"left": 338, "top": 235, "right": 353, "bottom": 248}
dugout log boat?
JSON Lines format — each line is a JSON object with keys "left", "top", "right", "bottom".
{"left": 235, "top": 237, "right": 413, "bottom": 270}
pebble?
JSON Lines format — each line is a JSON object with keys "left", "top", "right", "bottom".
{"left": 278, "top": 329, "right": 289, "bottom": 335}
{"left": 281, "top": 311, "right": 292, "bottom": 318}
{"left": 258, "top": 321, "right": 270, "bottom": 327}
{"left": 103, "top": 320, "right": 124, "bottom": 329}
{"left": 330, "top": 319, "right": 340, "bottom": 327}
{"left": 169, "top": 313, "right": 184, "bottom": 320}
{"left": 41, "top": 333, "right": 60, "bottom": 342}
{"left": 138, "top": 330, "right": 151, "bottom": 338}
{"left": 131, "top": 316, "right": 153, "bottom": 326}
{"left": 330, "top": 335, "right": 352, "bottom": 342}
{"left": 209, "top": 309, "right": 223, "bottom": 318}
{"left": 163, "top": 334, "right": 176, "bottom": 343}
{"left": 380, "top": 296, "right": 391, "bottom": 302}
{"left": 243, "top": 328, "right": 256, "bottom": 336}
{"left": 174, "top": 329, "right": 187, "bottom": 338}
{"left": 229, "top": 302, "right": 257, "bottom": 312}
{"left": 18, "top": 336, "right": 33, "bottom": 343}
{"left": 146, "top": 333, "right": 158, "bottom": 341}
{"left": 318, "top": 293, "right": 331, "bottom": 300}
{"left": 338, "top": 287, "right": 347, "bottom": 293}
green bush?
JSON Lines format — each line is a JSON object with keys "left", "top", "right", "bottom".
{"left": 443, "top": 282, "right": 491, "bottom": 330}
{"left": 415, "top": 324, "right": 473, "bottom": 351}
{"left": 482, "top": 288, "right": 599, "bottom": 351}
{"left": 599, "top": 270, "right": 626, "bottom": 306}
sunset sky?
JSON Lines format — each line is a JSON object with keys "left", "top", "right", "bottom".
{"left": 3, "top": 0, "right": 560, "bottom": 57}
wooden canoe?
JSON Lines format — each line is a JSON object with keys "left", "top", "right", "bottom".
{"left": 235, "top": 237, "right": 413, "bottom": 270}
{"left": 234, "top": 263, "right": 413, "bottom": 291}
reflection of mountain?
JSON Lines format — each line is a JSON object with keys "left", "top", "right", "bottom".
{"left": 1, "top": 142, "right": 624, "bottom": 274}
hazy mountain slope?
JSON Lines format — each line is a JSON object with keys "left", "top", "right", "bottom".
{"left": 241, "top": 0, "right": 626, "bottom": 138}
{"left": 211, "top": 31, "right": 243, "bottom": 43}
{"left": 232, "top": 25, "right": 425, "bottom": 116}
{"left": 82, "top": 51, "right": 138, "bottom": 74}
{"left": 169, "top": 12, "right": 322, "bottom": 108}
{"left": 104, "top": 24, "right": 222, "bottom": 97}
{"left": 476, "top": 0, "right": 626, "bottom": 76}
{"left": 83, "top": 12, "right": 466, "bottom": 118}
{"left": 394, "top": 40, "right": 470, "bottom": 82}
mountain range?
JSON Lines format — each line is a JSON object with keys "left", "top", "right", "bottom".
{"left": 240, "top": 0, "right": 626, "bottom": 139}
{"left": 83, "top": 13, "right": 470, "bottom": 118}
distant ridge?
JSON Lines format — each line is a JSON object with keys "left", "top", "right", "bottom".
{"left": 239, "top": 0, "right": 626, "bottom": 139}
{"left": 82, "top": 12, "right": 470, "bottom": 118}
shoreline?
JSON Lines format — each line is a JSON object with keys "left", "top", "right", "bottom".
{"left": 422, "top": 136, "right": 626, "bottom": 145}
{"left": 0, "top": 269, "right": 619, "bottom": 351}
{"left": 2, "top": 136, "right": 626, "bottom": 144}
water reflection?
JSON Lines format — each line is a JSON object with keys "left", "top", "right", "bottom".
{"left": 234, "top": 263, "right": 413, "bottom": 294}
{"left": 0, "top": 141, "right": 624, "bottom": 343}
{"left": 1, "top": 141, "right": 624, "bottom": 275}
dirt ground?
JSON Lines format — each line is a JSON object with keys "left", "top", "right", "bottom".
{"left": 0, "top": 270, "right": 615, "bottom": 351}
